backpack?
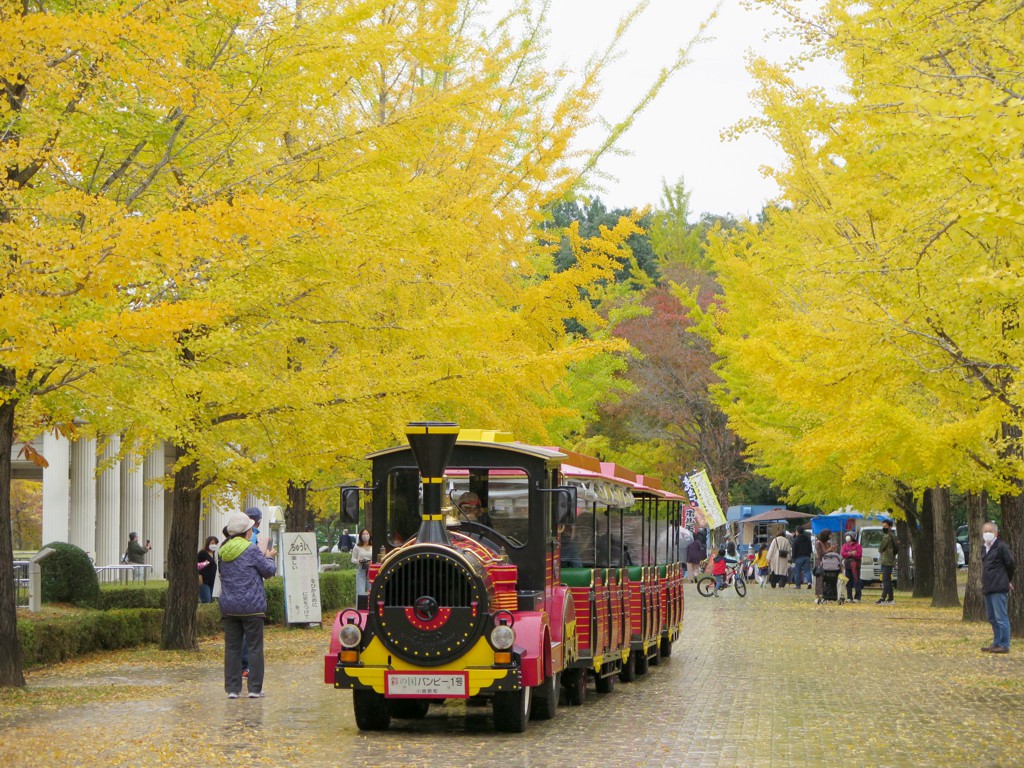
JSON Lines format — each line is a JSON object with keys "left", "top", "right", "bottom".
{"left": 821, "top": 551, "right": 843, "bottom": 574}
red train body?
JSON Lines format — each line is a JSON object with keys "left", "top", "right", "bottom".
{"left": 325, "top": 423, "right": 685, "bottom": 732}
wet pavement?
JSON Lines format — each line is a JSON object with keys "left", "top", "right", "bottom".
{"left": 2, "top": 583, "right": 1023, "bottom": 767}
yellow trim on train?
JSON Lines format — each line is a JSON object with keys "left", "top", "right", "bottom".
{"left": 405, "top": 425, "right": 461, "bottom": 435}
{"left": 457, "top": 429, "right": 515, "bottom": 443}
{"left": 340, "top": 637, "right": 513, "bottom": 696}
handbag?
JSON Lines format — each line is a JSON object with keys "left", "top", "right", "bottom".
{"left": 813, "top": 564, "right": 823, "bottom": 577}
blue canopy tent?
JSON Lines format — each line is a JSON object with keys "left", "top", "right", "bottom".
{"left": 811, "top": 510, "right": 893, "bottom": 537}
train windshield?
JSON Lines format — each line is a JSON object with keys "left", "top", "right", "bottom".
{"left": 444, "top": 468, "right": 530, "bottom": 547}
{"left": 384, "top": 467, "right": 531, "bottom": 547}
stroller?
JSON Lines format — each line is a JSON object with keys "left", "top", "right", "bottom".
{"left": 817, "top": 550, "right": 844, "bottom": 604}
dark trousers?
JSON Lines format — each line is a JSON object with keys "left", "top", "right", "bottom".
{"left": 845, "top": 562, "right": 862, "bottom": 600}
{"left": 769, "top": 572, "right": 788, "bottom": 588}
{"left": 880, "top": 565, "right": 894, "bottom": 601}
{"left": 224, "top": 615, "right": 265, "bottom": 694}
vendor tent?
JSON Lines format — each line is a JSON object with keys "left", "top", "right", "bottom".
{"left": 740, "top": 509, "right": 816, "bottom": 525}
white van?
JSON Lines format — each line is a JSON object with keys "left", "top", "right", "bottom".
{"left": 857, "top": 527, "right": 886, "bottom": 584}
{"left": 858, "top": 526, "right": 911, "bottom": 586}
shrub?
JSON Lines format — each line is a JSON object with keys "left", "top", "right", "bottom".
{"left": 264, "top": 577, "right": 285, "bottom": 625}
{"left": 95, "top": 585, "right": 166, "bottom": 610}
{"left": 18, "top": 606, "right": 224, "bottom": 667}
{"left": 196, "top": 603, "right": 222, "bottom": 636}
{"left": 320, "top": 569, "right": 355, "bottom": 612}
{"left": 40, "top": 541, "right": 100, "bottom": 607}
{"left": 318, "top": 553, "right": 356, "bottom": 568}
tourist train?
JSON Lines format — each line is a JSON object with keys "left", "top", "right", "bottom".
{"left": 323, "top": 422, "right": 686, "bottom": 732}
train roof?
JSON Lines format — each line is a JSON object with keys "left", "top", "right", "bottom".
{"left": 367, "top": 428, "right": 566, "bottom": 464}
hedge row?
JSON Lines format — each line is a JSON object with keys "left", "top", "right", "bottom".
{"left": 17, "top": 604, "right": 223, "bottom": 667}
{"left": 264, "top": 570, "right": 355, "bottom": 624}
{"left": 95, "top": 570, "right": 356, "bottom": 613}
{"left": 95, "top": 585, "right": 167, "bottom": 610}
{"left": 318, "top": 553, "right": 358, "bottom": 568}
{"left": 18, "top": 571, "right": 356, "bottom": 667}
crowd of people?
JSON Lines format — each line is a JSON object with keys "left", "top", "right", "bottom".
{"left": 683, "top": 521, "right": 1015, "bottom": 652}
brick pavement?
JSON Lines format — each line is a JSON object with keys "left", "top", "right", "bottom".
{"left": 2, "top": 583, "right": 1022, "bottom": 767}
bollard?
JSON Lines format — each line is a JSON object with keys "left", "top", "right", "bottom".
{"left": 27, "top": 548, "right": 56, "bottom": 612}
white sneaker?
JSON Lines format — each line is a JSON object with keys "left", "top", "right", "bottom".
{"left": 248, "top": 691, "right": 265, "bottom": 698}
{"left": 227, "top": 692, "right": 239, "bottom": 699}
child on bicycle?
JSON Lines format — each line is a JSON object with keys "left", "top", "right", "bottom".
{"left": 712, "top": 548, "right": 728, "bottom": 592}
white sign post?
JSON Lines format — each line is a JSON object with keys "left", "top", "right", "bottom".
{"left": 282, "top": 532, "right": 322, "bottom": 625}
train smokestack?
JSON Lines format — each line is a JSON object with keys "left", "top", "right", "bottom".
{"left": 405, "top": 421, "right": 459, "bottom": 546}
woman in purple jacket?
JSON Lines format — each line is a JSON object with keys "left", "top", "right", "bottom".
{"left": 218, "top": 512, "right": 277, "bottom": 698}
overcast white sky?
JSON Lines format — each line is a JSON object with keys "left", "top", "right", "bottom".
{"left": 538, "top": 0, "right": 834, "bottom": 220}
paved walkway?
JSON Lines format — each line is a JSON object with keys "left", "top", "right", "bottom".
{"left": 1, "top": 584, "right": 1022, "bottom": 767}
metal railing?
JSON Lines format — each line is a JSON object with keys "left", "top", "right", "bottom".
{"left": 12, "top": 549, "right": 56, "bottom": 611}
{"left": 94, "top": 564, "right": 153, "bottom": 584}
{"left": 13, "top": 561, "right": 29, "bottom": 609}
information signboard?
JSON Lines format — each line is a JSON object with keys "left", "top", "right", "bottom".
{"left": 282, "top": 532, "right": 322, "bottom": 625}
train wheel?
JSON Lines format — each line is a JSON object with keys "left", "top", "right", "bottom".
{"left": 531, "top": 671, "right": 560, "bottom": 721}
{"left": 618, "top": 652, "right": 636, "bottom": 683}
{"left": 649, "top": 642, "right": 662, "bottom": 667}
{"left": 595, "top": 670, "right": 615, "bottom": 694}
{"left": 387, "top": 699, "right": 430, "bottom": 719}
{"left": 660, "top": 636, "right": 673, "bottom": 659}
{"left": 562, "top": 668, "right": 587, "bottom": 706}
{"left": 353, "top": 690, "right": 391, "bottom": 731}
{"left": 633, "top": 648, "right": 649, "bottom": 676}
{"left": 493, "top": 686, "right": 531, "bottom": 733}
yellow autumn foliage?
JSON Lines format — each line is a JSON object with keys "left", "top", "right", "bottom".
{"left": 690, "top": 0, "right": 1024, "bottom": 509}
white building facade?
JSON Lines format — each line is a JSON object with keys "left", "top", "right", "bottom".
{"left": 13, "top": 434, "right": 270, "bottom": 578}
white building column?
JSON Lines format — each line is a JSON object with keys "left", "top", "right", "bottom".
{"left": 41, "top": 431, "right": 71, "bottom": 545}
{"left": 69, "top": 437, "right": 97, "bottom": 559}
{"left": 202, "top": 493, "right": 241, "bottom": 544}
{"left": 143, "top": 443, "right": 167, "bottom": 580}
{"left": 244, "top": 494, "right": 272, "bottom": 515}
{"left": 121, "top": 445, "right": 144, "bottom": 553}
{"left": 95, "top": 435, "right": 121, "bottom": 568}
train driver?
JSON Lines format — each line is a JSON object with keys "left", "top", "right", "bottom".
{"left": 458, "top": 491, "right": 492, "bottom": 527}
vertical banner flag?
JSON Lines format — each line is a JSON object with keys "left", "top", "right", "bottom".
{"left": 683, "top": 469, "right": 726, "bottom": 529}
{"left": 282, "top": 531, "right": 322, "bottom": 625}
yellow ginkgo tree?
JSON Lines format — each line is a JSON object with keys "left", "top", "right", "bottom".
{"left": 61, "top": 0, "right": 712, "bottom": 653}
{"left": 693, "top": 0, "right": 1024, "bottom": 615}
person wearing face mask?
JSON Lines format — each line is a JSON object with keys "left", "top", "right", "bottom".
{"left": 197, "top": 536, "right": 219, "bottom": 603}
{"left": 875, "top": 520, "right": 898, "bottom": 605}
{"left": 352, "top": 528, "right": 373, "bottom": 598}
{"left": 980, "top": 521, "right": 1015, "bottom": 654}
{"left": 840, "top": 532, "right": 862, "bottom": 603}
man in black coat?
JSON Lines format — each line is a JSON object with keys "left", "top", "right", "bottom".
{"left": 981, "top": 521, "right": 1015, "bottom": 654}
{"left": 791, "top": 528, "right": 813, "bottom": 589}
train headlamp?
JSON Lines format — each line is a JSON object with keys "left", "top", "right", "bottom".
{"left": 339, "top": 623, "right": 362, "bottom": 649}
{"left": 490, "top": 624, "right": 516, "bottom": 650}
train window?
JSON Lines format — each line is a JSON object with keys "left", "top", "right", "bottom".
{"left": 386, "top": 468, "right": 421, "bottom": 547}
{"left": 443, "top": 468, "right": 530, "bottom": 547}
{"left": 621, "top": 505, "right": 643, "bottom": 566}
